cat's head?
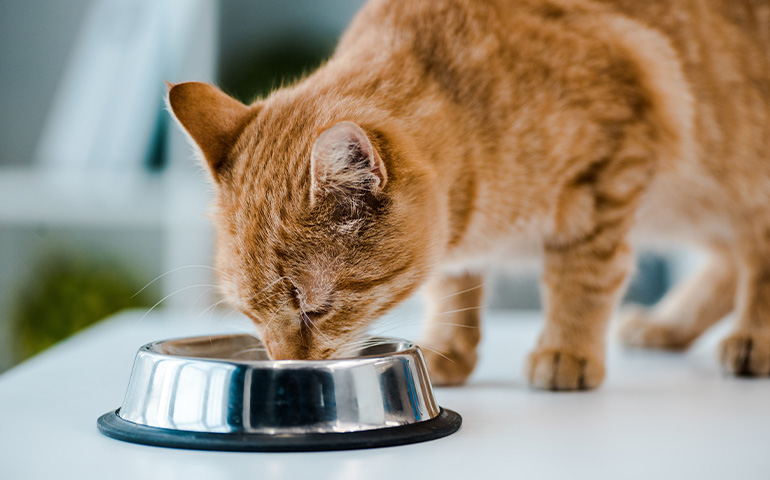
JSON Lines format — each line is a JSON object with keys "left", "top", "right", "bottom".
{"left": 168, "top": 82, "right": 442, "bottom": 360}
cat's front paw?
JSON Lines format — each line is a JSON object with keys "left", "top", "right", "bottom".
{"left": 618, "top": 306, "right": 694, "bottom": 351}
{"left": 526, "top": 347, "right": 605, "bottom": 391}
{"left": 719, "top": 330, "right": 770, "bottom": 376}
{"left": 422, "top": 346, "right": 477, "bottom": 387}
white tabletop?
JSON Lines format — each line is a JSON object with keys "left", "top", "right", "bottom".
{"left": 1, "top": 306, "right": 768, "bottom": 480}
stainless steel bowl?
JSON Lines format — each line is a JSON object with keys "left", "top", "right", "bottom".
{"left": 97, "top": 334, "right": 461, "bottom": 451}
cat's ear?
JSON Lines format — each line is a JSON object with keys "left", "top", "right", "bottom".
{"left": 310, "top": 121, "right": 387, "bottom": 204}
{"left": 167, "top": 82, "right": 255, "bottom": 180}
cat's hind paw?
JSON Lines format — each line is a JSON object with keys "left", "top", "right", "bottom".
{"left": 617, "top": 306, "right": 694, "bottom": 351}
{"left": 719, "top": 331, "right": 770, "bottom": 377}
{"left": 526, "top": 348, "right": 605, "bottom": 391}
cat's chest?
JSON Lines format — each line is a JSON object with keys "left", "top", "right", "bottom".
{"left": 439, "top": 215, "right": 546, "bottom": 274}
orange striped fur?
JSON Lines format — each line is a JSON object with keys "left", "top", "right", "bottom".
{"left": 170, "top": 0, "right": 770, "bottom": 389}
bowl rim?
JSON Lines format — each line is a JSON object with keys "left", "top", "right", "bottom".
{"left": 141, "top": 333, "right": 421, "bottom": 368}
{"left": 98, "top": 407, "right": 462, "bottom": 452}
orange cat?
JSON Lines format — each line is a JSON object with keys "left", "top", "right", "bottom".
{"left": 169, "top": 0, "right": 770, "bottom": 390}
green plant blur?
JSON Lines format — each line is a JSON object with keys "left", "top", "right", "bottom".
{"left": 12, "top": 253, "right": 155, "bottom": 361}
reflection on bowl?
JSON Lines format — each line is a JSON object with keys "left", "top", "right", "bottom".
{"left": 97, "top": 334, "right": 461, "bottom": 451}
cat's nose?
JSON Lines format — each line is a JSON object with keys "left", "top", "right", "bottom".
{"left": 264, "top": 328, "right": 331, "bottom": 360}
{"left": 264, "top": 328, "right": 309, "bottom": 360}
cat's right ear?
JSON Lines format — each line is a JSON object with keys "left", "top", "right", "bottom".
{"left": 310, "top": 121, "right": 387, "bottom": 206}
{"left": 167, "top": 82, "right": 255, "bottom": 181}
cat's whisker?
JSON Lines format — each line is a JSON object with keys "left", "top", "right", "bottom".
{"left": 220, "top": 305, "right": 243, "bottom": 324}
{"left": 381, "top": 319, "right": 481, "bottom": 331}
{"left": 135, "top": 284, "right": 220, "bottom": 326}
{"left": 428, "top": 321, "right": 480, "bottom": 329}
{"left": 132, "top": 265, "right": 228, "bottom": 298}
{"left": 334, "top": 335, "right": 390, "bottom": 357}
{"left": 264, "top": 299, "right": 292, "bottom": 331}
{"left": 340, "top": 335, "right": 454, "bottom": 364}
{"left": 205, "top": 299, "right": 240, "bottom": 320}
{"left": 253, "top": 276, "right": 291, "bottom": 300}
{"left": 255, "top": 288, "right": 292, "bottom": 307}
{"left": 229, "top": 346, "right": 269, "bottom": 357}
{"left": 342, "top": 336, "right": 397, "bottom": 350}
{"left": 432, "top": 305, "right": 484, "bottom": 317}
{"left": 189, "top": 286, "right": 217, "bottom": 316}
{"left": 208, "top": 297, "right": 229, "bottom": 324}
{"left": 341, "top": 338, "right": 384, "bottom": 348}
{"left": 416, "top": 344, "right": 455, "bottom": 363}
{"left": 217, "top": 315, "right": 262, "bottom": 340}
{"left": 194, "top": 298, "right": 230, "bottom": 323}
{"left": 299, "top": 305, "right": 335, "bottom": 344}
{"left": 434, "top": 282, "right": 487, "bottom": 302}
{"left": 266, "top": 302, "right": 291, "bottom": 330}
{"left": 213, "top": 310, "right": 251, "bottom": 336}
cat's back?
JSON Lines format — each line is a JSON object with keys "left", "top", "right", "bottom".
{"left": 596, "top": 0, "right": 770, "bottom": 91}
{"left": 327, "top": 0, "right": 770, "bottom": 244}
{"left": 342, "top": 0, "right": 770, "bottom": 97}
{"left": 339, "top": 0, "right": 769, "bottom": 177}
{"left": 596, "top": 0, "right": 770, "bottom": 56}
{"left": 596, "top": 0, "right": 770, "bottom": 206}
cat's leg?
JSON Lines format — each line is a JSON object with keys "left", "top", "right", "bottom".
{"left": 527, "top": 144, "right": 655, "bottom": 390}
{"left": 421, "top": 272, "right": 484, "bottom": 386}
{"left": 719, "top": 231, "right": 770, "bottom": 376}
{"left": 527, "top": 238, "right": 632, "bottom": 390}
{"left": 619, "top": 246, "right": 737, "bottom": 350}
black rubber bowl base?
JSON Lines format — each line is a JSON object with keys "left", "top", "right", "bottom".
{"left": 97, "top": 408, "right": 461, "bottom": 452}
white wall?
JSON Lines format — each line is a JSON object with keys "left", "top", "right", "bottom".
{"left": 0, "top": 0, "right": 92, "bottom": 166}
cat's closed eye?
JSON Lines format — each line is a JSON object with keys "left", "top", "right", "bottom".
{"left": 301, "top": 307, "right": 331, "bottom": 324}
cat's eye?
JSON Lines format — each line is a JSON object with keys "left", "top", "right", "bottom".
{"left": 289, "top": 286, "right": 302, "bottom": 310}
{"left": 301, "top": 308, "right": 329, "bottom": 323}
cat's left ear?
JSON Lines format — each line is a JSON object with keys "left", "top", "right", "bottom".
{"left": 167, "top": 82, "right": 256, "bottom": 182}
{"left": 310, "top": 121, "right": 387, "bottom": 204}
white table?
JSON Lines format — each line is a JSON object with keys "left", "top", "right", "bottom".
{"left": 1, "top": 307, "right": 768, "bottom": 479}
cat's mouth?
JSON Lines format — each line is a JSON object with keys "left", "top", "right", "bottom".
{"left": 260, "top": 317, "right": 339, "bottom": 361}
{"left": 238, "top": 299, "right": 359, "bottom": 360}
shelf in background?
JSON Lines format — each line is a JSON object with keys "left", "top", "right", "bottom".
{"left": 0, "top": 167, "right": 211, "bottom": 228}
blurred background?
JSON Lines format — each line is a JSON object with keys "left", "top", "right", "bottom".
{"left": 0, "top": 0, "right": 686, "bottom": 374}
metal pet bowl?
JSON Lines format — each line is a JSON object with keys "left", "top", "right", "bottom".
{"left": 97, "top": 334, "right": 461, "bottom": 451}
